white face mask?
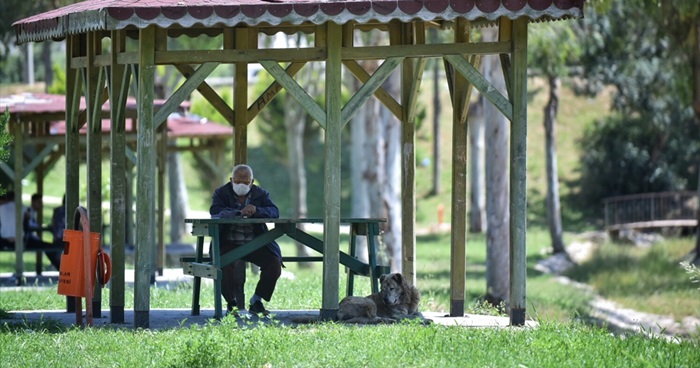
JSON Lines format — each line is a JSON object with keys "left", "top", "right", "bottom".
{"left": 232, "top": 183, "right": 251, "bottom": 196}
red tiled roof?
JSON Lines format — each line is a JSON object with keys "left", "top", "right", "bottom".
{"left": 0, "top": 93, "right": 232, "bottom": 139}
{"left": 13, "top": 0, "right": 584, "bottom": 44}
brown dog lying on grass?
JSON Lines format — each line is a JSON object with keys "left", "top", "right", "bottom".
{"left": 336, "top": 273, "right": 427, "bottom": 324}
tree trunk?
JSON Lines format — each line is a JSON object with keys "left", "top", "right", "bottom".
{"left": 544, "top": 76, "right": 567, "bottom": 254}
{"left": 430, "top": 43, "right": 441, "bottom": 196}
{"left": 469, "top": 95, "right": 485, "bottom": 233}
{"left": 482, "top": 28, "right": 509, "bottom": 306}
{"left": 690, "top": 21, "right": 700, "bottom": 263}
{"left": 382, "top": 72, "right": 402, "bottom": 272}
{"left": 349, "top": 59, "right": 370, "bottom": 263}
{"left": 285, "top": 35, "right": 313, "bottom": 264}
{"left": 167, "top": 150, "right": 189, "bottom": 244}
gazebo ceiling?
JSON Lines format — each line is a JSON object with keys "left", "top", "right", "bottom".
{"left": 13, "top": 0, "right": 583, "bottom": 44}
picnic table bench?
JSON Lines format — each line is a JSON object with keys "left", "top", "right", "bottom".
{"left": 0, "top": 226, "right": 61, "bottom": 277}
{"left": 182, "top": 217, "right": 389, "bottom": 319}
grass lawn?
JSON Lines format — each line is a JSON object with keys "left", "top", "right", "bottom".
{"left": 2, "top": 229, "right": 700, "bottom": 367}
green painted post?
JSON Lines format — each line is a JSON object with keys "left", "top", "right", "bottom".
{"left": 320, "top": 22, "right": 342, "bottom": 321}
{"left": 135, "top": 26, "right": 156, "bottom": 329}
{"left": 509, "top": 18, "right": 528, "bottom": 326}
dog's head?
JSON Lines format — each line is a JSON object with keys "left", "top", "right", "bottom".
{"left": 379, "top": 273, "right": 407, "bottom": 306}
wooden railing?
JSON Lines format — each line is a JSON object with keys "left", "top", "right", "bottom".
{"left": 603, "top": 191, "right": 698, "bottom": 231}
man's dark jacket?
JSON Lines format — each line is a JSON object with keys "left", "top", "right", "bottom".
{"left": 209, "top": 183, "right": 282, "bottom": 260}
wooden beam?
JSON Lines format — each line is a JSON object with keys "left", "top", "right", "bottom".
{"left": 155, "top": 62, "right": 220, "bottom": 128}
{"left": 509, "top": 18, "right": 528, "bottom": 327}
{"left": 320, "top": 21, "right": 342, "bottom": 321}
{"left": 233, "top": 27, "right": 250, "bottom": 165}
{"left": 21, "top": 143, "right": 57, "bottom": 178}
{"left": 260, "top": 60, "right": 327, "bottom": 129}
{"left": 499, "top": 18, "right": 514, "bottom": 101}
{"left": 108, "top": 29, "right": 129, "bottom": 324}
{"left": 174, "top": 64, "right": 233, "bottom": 125}
{"left": 135, "top": 25, "right": 157, "bottom": 329}
{"left": 341, "top": 57, "right": 404, "bottom": 127}
{"left": 86, "top": 31, "right": 104, "bottom": 318}
{"left": 343, "top": 41, "right": 511, "bottom": 60}
{"left": 343, "top": 60, "right": 402, "bottom": 119}
{"left": 247, "top": 62, "right": 306, "bottom": 124}
{"left": 444, "top": 54, "right": 513, "bottom": 121}
{"left": 449, "top": 19, "right": 471, "bottom": 317}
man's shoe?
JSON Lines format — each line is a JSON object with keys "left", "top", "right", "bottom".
{"left": 248, "top": 300, "right": 270, "bottom": 316}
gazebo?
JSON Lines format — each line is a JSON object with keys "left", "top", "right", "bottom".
{"left": 0, "top": 92, "right": 232, "bottom": 284}
{"left": 12, "top": 0, "right": 584, "bottom": 328}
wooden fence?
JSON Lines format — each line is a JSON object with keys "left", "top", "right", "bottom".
{"left": 603, "top": 191, "right": 698, "bottom": 232}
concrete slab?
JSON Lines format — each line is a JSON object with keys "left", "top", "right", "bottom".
{"left": 1, "top": 309, "right": 537, "bottom": 330}
{"left": 1, "top": 268, "right": 537, "bottom": 330}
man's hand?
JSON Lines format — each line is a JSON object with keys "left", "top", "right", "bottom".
{"left": 240, "top": 204, "right": 256, "bottom": 217}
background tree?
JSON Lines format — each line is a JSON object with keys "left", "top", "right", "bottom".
{"left": 528, "top": 22, "right": 581, "bottom": 255}
{"left": 482, "top": 27, "right": 509, "bottom": 306}
{"left": 574, "top": 3, "right": 699, "bottom": 233}
{"left": 581, "top": 0, "right": 700, "bottom": 261}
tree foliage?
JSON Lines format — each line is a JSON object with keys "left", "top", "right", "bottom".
{"left": 0, "top": 109, "right": 14, "bottom": 195}
{"left": 572, "top": 2, "right": 700, "bottom": 213}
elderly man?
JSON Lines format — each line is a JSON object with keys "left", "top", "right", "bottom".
{"left": 210, "top": 164, "right": 282, "bottom": 316}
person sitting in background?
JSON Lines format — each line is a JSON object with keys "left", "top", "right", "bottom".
{"left": 24, "top": 193, "right": 62, "bottom": 270}
{"left": 50, "top": 195, "right": 66, "bottom": 247}
{"left": 210, "top": 164, "right": 282, "bottom": 316}
{"left": 0, "top": 191, "right": 61, "bottom": 270}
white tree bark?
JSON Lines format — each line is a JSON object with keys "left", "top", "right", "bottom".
{"left": 382, "top": 72, "right": 402, "bottom": 272}
{"left": 167, "top": 151, "right": 189, "bottom": 244}
{"left": 482, "top": 28, "right": 510, "bottom": 305}
{"left": 284, "top": 34, "right": 313, "bottom": 261}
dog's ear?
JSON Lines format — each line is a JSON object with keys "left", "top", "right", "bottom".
{"left": 379, "top": 274, "right": 387, "bottom": 283}
{"left": 391, "top": 273, "right": 404, "bottom": 284}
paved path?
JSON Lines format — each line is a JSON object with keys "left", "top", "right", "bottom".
{"left": 1, "top": 269, "right": 537, "bottom": 330}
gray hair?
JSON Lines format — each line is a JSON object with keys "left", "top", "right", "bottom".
{"left": 232, "top": 164, "right": 253, "bottom": 179}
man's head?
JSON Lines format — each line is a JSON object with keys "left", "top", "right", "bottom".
{"left": 31, "top": 193, "right": 42, "bottom": 210}
{"left": 231, "top": 164, "right": 254, "bottom": 196}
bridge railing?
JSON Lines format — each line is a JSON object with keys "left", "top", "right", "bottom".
{"left": 603, "top": 191, "right": 698, "bottom": 231}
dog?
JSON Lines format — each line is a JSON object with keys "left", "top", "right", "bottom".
{"left": 336, "top": 273, "right": 425, "bottom": 324}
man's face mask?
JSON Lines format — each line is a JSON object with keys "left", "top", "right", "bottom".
{"left": 233, "top": 183, "right": 251, "bottom": 196}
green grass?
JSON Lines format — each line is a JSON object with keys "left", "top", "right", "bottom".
{"left": 565, "top": 236, "right": 700, "bottom": 318}
{"left": 1, "top": 320, "right": 698, "bottom": 368}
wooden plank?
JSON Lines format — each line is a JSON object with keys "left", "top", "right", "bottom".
{"left": 86, "top": 31, "right": 104, "bottom": 317}
{"left": 12, "top": 104, "right": 24, "bottom": 278}
{"left": 147, "top": 48, "right": 326, "bottom": 65}
{"left": 343, "top": 41, "right": 511, "bottom": 60}
{"left": 260, "top": 60, "right": 327, "bottom": 129}
{"left": 22, "top": 143, "right": 57, "bottom": 178}
{"left": 341, "top": 56, "right": 403, "bottom": 127}
{"left": 109, "top": 29, "right": 129, "bottom": 324}
{"left": 499, "top": 18, "right": 513, "bottom": 101}
{"left": 343, "top": 60, "right": 402, "bottom": 119}
{"left": 135, "top": 25, "right": 157, "bottom": 329}
{"left": 155, "top": 62, "right": 220, "bottom": 128}
{"left": 247, "top": 62, "right": 306, "bottom": 124}
{"left": 321, "top": 21, "right": 343, "bottom": 320}
{"left": 174, "top": 64, "right": 233, "bottom": 125}
{"left": 65, "top": 34, "right": 82, "bottom": 255}
{"left": 509, "top": 18, "right": 528, "bottom": 327}
{"left": 449, "top": 19, "right": 470, "bottom": 317}
{"left": 234, "top": 28, "right": 249, "bottom": 165}
{"left": 444, "top": 54, "right": 513, "bottom": 121}
{"left": 183, "top": 263, "right": 219, "bottom": 280}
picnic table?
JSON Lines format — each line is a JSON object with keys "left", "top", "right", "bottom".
{"left": 182, "top": 217, "right": 389, "bottom": 319}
